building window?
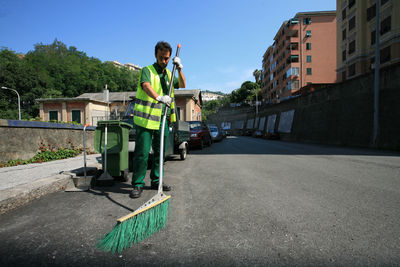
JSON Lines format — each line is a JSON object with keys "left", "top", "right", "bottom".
{"left": 287, "top": 80, "right": 299, "bottom": 90}
{"left": 349, "top": 0, "right": 356, "bottom": 9}
{"left": 289, "top": 42, "right": 299, "bottom": 50}
{"left": 290, "top": 55, "right": 299, "bottom": 63}
{"left": 305, "top": 30, "right": 312, "bottom": 37}
{"left": 371, "top": 30, "right": 376, "bottom": 45}
{"left": 380, "top": 16, "right": 391, "bottom": 35}
{"left": 366, "top": 4, "right": 376, "bottom": 21}
{"left": 348, "top": 63, "right": 356, "bottom": 76}
{"left": 349, "top": 40, "right": 356, "bottom": 54}
{"left": 342, "top": 50, "right": 347, "bottom": 61}
{"left": 176, "top": 107, "right": 181, "bottom": 120}
{"left": 306, "top": 68, "right": 312, "bottom": 75}
{"left": 342, "top": 71, "right": 347, "bottom": 81}
{"left": 306, "top": 43, "right": 312, "bottom": 50}
{"left": 381, "top": 0, "right": 389, "bottom": 6}
{"left": 306, "top": 55, "right": 312, "bottom": 62}
{"left": 342, "top": 29, "right": 347, "bottom": 40}
{"left": 286, "top": 67, "right": 299, "bottom": 77}
{"left": 72, "top": 110, "right": 81, "bottom": 123}
{"left": 380, "top": 46, "right": 391, "bottom": 63}
{"left": 49, "top": 111, "right": 58, "bottom": 121}
{"left": 303, "top": 18, "right": 311, "bottom": 24}
{"left": 342, "top": 8, "right": 347, "bottom": 20}
{"left": 349, "top": 16, "right": 356, "bottom": 31}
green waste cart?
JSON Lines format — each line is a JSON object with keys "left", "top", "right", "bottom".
{"left": 94, "top": 120, "right": 132, "bottom": 178}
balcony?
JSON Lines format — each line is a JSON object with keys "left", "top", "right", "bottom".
{"left": 287, "top": 42, "right": 299, "bottom": 51}
{"left": 286, "top": 55, "right": 299, "bottom": 64}
{"left": 286, "top": 80, "right": 299, "bottom": 91}
{"left": 286, "top": 67, "right": 299, "bottom": 80}
{"left": 287, "top": 29, "right": 298, "bottom": 37}
{"left": 288, "top": 18, "right": 299, "bottom": 25}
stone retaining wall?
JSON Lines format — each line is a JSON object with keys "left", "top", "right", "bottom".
{"left": 0, "top": 120, "right": 96, "bottom": 162}
{"left": 208, "top": 63, "right": 400, "bottom": 150}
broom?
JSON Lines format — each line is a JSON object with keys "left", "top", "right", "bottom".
{"left": 97, "top": 44, "right": 181, "bottom": 253}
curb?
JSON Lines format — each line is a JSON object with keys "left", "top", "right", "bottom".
{"left": 0, "top": 173, "right": 73, "bottom": 215}
{"left": 0, "top": 163, "right": 101, "bottom": 215}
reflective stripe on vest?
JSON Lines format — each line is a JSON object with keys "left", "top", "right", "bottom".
{"left": 134, "top": 65, "right": 176, "bottom": 130}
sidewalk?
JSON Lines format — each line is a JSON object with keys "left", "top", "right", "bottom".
{"left": 0, "top": 153, "right": 102, "bottom": 215}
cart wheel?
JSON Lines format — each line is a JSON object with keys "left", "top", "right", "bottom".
{"left": 180, "top": 145, "right": 187, "bottom": 160}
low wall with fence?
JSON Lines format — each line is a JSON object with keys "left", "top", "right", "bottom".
{"left": 208, "top": 63, "right": 400, "bottom": 151}
{"left": 0, "top": 120, "right": 96, "bottom": 162}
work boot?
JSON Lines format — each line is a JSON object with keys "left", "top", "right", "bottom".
{"left": 129, "top": 186, "right": 143, "bottom": 198}
{"left": 151, "top": 183, "right": 172, "bottom": 191}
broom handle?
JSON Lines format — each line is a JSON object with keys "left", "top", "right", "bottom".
{"left": 159, "top": 44, "right": 181, "bottom": 194}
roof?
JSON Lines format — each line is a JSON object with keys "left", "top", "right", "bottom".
{"left": 175, "top": 89, "right": 201, "bottom": 99}
{"left": 37, "top": 89, "right": 202, "bottom": 104}
{"left": 294, "top": 11, "right": 336, "bottom": 18}
{"left": 77, "top": 92, "right": 136, "bottom": 102}
{"left": 35, "top": 97, "right": 107, "bottom": 104}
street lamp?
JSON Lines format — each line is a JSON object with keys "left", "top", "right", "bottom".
{"left": 1, "top": 86, "right": 21, "bottom": 120}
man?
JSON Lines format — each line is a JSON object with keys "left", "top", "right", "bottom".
{"left": 130, "top": 41, "right": 186, "bottom": 198}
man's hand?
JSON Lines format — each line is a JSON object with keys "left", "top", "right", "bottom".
{"left": 173, "top": 57, "right": 183, "bottom": 70}
{"left": 156, "top": 95, "right": 172, "bottom": 106}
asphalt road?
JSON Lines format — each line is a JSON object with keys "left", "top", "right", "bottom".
{"left": 1, "top": 136, "right": 400, "bottom": 266}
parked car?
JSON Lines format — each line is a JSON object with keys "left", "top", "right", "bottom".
{"left": 252, "top": 130, "right": 263, "bottom": 138}
{"left": 189, "top": 121, "right": 212, "bottom": 149}
{"left": 221, "top": 129, "right": 227, "bottom": 138}
{"left": 207, "top": 124, "right": 224, "bottom": 142}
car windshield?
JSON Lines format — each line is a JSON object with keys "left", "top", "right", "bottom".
{"left": 209, "top": 127, "right": 218, "bottom": 132}
{"left": 189, "top": 122, "right": 202, "bottom": 130}
{"left": 124, "top": 101, "right": 135, "bottom": 117}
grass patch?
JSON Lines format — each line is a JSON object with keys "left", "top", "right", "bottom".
{"left": 0, "top": 148, "right": 82, "bottom": 168}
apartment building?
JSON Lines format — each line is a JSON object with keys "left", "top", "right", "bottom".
{"left": 262, "top": 11, "right": 337, "bottom": 104}
{"left": 337, "top": 0, "right": 400, "bottom": 82}
{"left": 111, "top": 60, "right": 142, "bottom": 72}
{"left": 201, "top": 91, "right": 224, "bottom": 102}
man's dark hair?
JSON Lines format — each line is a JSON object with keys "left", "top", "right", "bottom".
{"left": 155, "top": 41, "right": 172, "bottom": 56}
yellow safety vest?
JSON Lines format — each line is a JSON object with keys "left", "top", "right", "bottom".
{"left": 133, "top": 65, "right": 176, "bottom": 130}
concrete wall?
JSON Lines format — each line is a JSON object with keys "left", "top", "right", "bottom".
{"left": 208, "top": 62, "right": 400, "bottom": 150}
{"left": 0, "top": 120, "right": 96, "bottom": 162}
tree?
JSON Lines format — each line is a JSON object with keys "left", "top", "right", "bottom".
{"left": 253, "top": 69, "right": 261, "bottom": 85}
{"left": 0, "top": 40, "right": 140, "bottom": 119}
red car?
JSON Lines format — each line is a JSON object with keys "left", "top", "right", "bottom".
{"left": 189, "top": 121, "right": 212, "bottom": 149}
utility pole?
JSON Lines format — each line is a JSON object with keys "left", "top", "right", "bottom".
{"left": 1, "top": 86, "right": 21, "bottom": 120}
{"left": 373, "top": 0, "right": 380, "bottom": 145}
{"left": 103, "top": 84, "right": 109, "bottom": 120}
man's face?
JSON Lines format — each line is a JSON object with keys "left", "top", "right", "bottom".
{"left": 156, "top": 49, "right": 171, "bottom": 70}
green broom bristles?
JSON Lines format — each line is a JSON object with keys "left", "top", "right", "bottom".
{"left": 97, "top": 198, "right": 170, "bottom": 253}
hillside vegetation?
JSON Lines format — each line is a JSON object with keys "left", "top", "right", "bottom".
{"left": 0, "top": 40, "right": 139, "bottom": 119}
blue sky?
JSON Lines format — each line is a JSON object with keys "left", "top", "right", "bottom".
{"left": 0, "top": 0, "right": 336, "bottom": 94}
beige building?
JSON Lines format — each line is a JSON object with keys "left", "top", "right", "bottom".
{"left": 37, "top": 97, "right": 109, "bottom": 126}
{"left": 262, "top": 11, "right": 337, "bottom": 104}
{"left": 336, "top": 0, "right": 400, "bottom": 82}
{"left": 111, "top": 61, "right": 142, "bottom": 72}
{"left": 175, "top": 90, "right": 203, "bottom": 121}
{"left": 201, "top": 91, "right": 224, "bottom": 102}
{"left": 36, "top": 90, "right": 202, "bottom": 126}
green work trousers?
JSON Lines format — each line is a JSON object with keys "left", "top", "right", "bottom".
{"left": 132, "top": 121, "right": 169, "bottom": 188}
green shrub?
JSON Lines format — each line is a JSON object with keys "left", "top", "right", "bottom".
{"left": 0, "top": 148, "right": 82, "bottom": 168}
